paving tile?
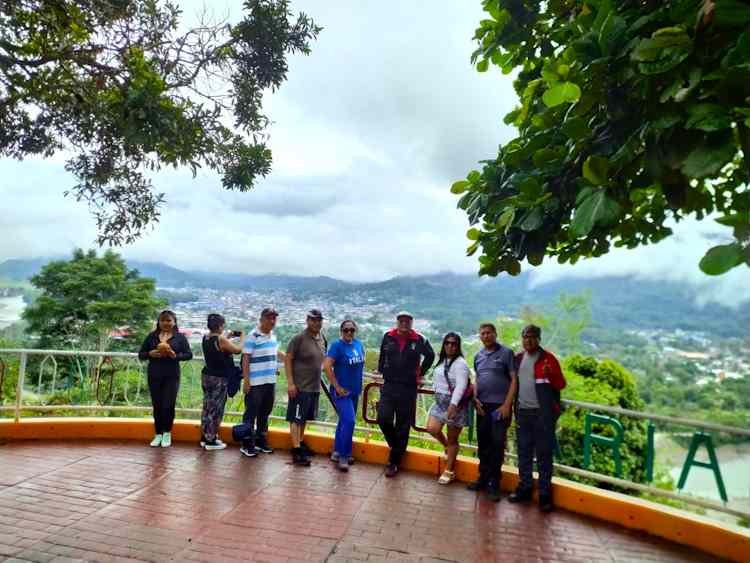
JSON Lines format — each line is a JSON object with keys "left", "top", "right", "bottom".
{"left": 0, "top": 439, "right": 725, "bottom": 563}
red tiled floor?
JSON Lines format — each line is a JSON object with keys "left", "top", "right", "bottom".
{"left": 0, "top": 440, "right": 721, "bottom": 562}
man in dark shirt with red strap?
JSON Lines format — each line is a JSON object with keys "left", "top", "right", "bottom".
{"left": 376, "top": 311, "right": 435, "bottom": 477}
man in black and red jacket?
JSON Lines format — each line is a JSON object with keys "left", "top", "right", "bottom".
{"left": 509, "top": 324, "right": 566, "bottom": 512}
{"left": 376, "top": 311, "right": 435, "bottom": 477}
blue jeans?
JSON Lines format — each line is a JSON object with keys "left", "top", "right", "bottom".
{"left": 332, "top": 387, "right": 359, "bottom": 458}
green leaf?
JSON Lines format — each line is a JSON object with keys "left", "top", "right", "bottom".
{"left": 652, "top": 114, "right": 682, "bottom": 130}
{"left": 715, "top": 213, "right": 750, "bottom": 228}
{"left": 519, "top": 177, "right": 543, "bottom": 200}
{"left": 685, "top": 104, "right": 733, "bottom": 132}
{"left": 542, "top": 82, "right": 582, "bottom": 108}
{"left": 519, "top": 207, "right": 544, "bottom": 231}
{"left": 477, "top": 59, "right": 489, "bottom": 72}
{"left": 582, "top": 155, "right": 610, "bottom": 185}
{"left": 466, "top": 240, "right": 480, "bottom": 256}
{"left": 466, "top": 228, "right": 481, "bottom": 240}
{"left": 681, "top": 140, "right": 737, "bottom": 178}
{"left": 496, "top": 207, "right": 516, "bottom": 231}
{"left": 570, "top": 190, "right": 622, "bottom": 238}
{"left": 714, "top": 0, "right": 750, "bottom": 27}
{"left": 561, "top": 116, "right": 592, "bottom": 140}
{"left": 699, "top": 243, "right": 745, "bottom": 275}
{"left": 637, "top": 48, "right": 691, "bottom": 75}
{"left": 450, "top": 180, "right": 470, "bottom": 194}
{"left": 532, "top": 148, "right": 559, "bottom": 167}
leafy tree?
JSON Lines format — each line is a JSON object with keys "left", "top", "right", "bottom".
{"left": 22, "top": 249, "right": 165, "bottom": 350}
{"left": 454, "top": 0, "right": 750, "bottom": 277}
{"left": 1, "top": 0, "right": 320, "bottom": 244}
{"left": 558, "top": 354, "right": 649, "bottom": 484}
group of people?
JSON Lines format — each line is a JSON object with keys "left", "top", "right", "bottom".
{"left": 138, "top": 308, "right": 566, "bottom": 511}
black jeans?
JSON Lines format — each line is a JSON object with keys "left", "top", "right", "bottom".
{"left": 476, "top": 402, "right": 510, "bottom": 488}
{"left": 516, "top": 408, "right": 555, "bottom": 497}
{"left": 242, "top": 383, "right": 275, "bottom": 447}
{"left": 377, "top": 384, "right": 416, "bottom": 466}
{"left": 148, "top": 373, "right": 180, "bottom": 434}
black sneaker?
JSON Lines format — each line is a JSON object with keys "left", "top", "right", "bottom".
{"left": 384, "top": 463, "right": 399, "bottom": 478}
{"left": 292, "top": 448, "right": 311, "bottom": 466}
{"left": 348, "top": 456, "right": 355, "bottom": 466}
{"left": 255, "top": 442, "right": 274, "bottom": 454}
{"left": 204, "top": 440, "right": 227, "bottom": 451}
{"left": 539, "top": 494, "right": 554, "bottom": 513}
{"left": 487, "top": 486, "right": 501, "bottom": 503}
{"left": 508, "top": 488, "right": 533, "bottom": 503}
{"left": 467, "top": 480, "right": 487, "bottom": 492}
{"left": 240, "top": 446, "right": 257, "bottom": 458}
{"left": 299, "top": 441, "right": 314, "bottom": 458}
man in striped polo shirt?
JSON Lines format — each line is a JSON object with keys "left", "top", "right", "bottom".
{"left": 240, "top": 307, "right": 285, "bottom": 457}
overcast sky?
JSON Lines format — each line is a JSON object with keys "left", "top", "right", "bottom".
{"left": 0, "top": 1, "right": 747, "bottom": 305}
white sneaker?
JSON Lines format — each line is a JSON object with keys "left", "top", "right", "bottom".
{"left": 149, "top": 434, "right": 163, "bottom": 447}
{"left": 161, "top": 432, "right": 172, "bottom": 447}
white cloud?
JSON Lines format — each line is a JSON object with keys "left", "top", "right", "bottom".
{"left": 0, "top": 1, "right": 748, "bottom": 307}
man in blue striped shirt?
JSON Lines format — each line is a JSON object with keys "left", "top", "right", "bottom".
{"left": 240, "top": 307, "right": 285, "bottom": 457}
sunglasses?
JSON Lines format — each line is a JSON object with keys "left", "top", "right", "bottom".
{"left": 342, "top": 328, "right": 356, "bottom": 334}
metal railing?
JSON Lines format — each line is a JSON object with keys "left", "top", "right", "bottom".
{"left": 0, "top": 347, "right": 748, "bottom": 521}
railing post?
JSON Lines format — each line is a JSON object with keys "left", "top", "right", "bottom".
{"left": 14, "top": 352, "right": 26, "bottom": 422}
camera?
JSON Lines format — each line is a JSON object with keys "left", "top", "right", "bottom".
{"left": 230, "top": 330, "right": 242, "bottom": 338}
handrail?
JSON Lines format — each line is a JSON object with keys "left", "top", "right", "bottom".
{"left": 1, "top": 347, "right": 748, "bottom": 521}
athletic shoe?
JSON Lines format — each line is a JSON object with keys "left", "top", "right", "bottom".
{"left": 203, "top": 440, "right": 227, "bottom": 451}
{"left": 508, "top": 488, "right": 533, "bottom": 503}
{"left": 199, "top": 436, "right": 224, "bottom": 447}
{"left": 487, "top": 485, "right": 501, "bottom": 503}
{"left": 384, "top": 463, "right": 399, "bottom": 478}
{"left": 539, "top": 494, "right": 554, "bottom": 513}
{"left": 292, "top": 448, "right": 311, "bottom": 466}
{"left": 240, "top": 446, "right": 258, "bottom": 458}
{"left": 467, "top": 480, "right": 487, "bottom": 492}
{"left": 330, "top": 451, "right": 340, "bottom": 462}
{"left": 161, "top": 432, "right": 172, "bottom": 448}
{"left": 149, "top": 434, "right": 163, "bottom": 447}
{"left": 300, "top": 440, "right": 314, "bottom": 457}
{"left": 255, "top": 442, "right": 273, "bottom": 454}
{"left": 348, "top": 456, "right": 355, "bottom": 465}
{"left": 337, "top": 457, "right": 349, "bottom": 472}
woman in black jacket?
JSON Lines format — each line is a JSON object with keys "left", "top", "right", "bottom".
{"left": 138, "top": 310, "right": 193, "bottom": 447}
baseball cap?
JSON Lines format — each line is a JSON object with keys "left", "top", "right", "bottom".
{"left": 307, "top": 308, "right": 324, "bottom": 319}
{"left": 396, "top": 311, "right": 413, "bottom": 320}
{"left": 260, "top": 307, "right": 278, "bottom": 318}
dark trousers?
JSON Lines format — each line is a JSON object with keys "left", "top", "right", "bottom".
{"left": 242, "top": 383, "right": 275, "bottom": 447}
{"left": 476, "top": 402, "right": 510, "bottom": 487}
{"left": 201, "top": 374, "right": 228, "bottom": 441}
{"left": 148, "top": 373, "right": 179, "bottom": 434}
{"left": 377, "top": 385, "right": 416, "bottom": 466}
{"left": 517, "top": 408, "right": 555, "bottom": 496}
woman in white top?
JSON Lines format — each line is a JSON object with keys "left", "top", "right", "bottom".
{"left": 427, "top": 332, "right": 471, "bottom": 485}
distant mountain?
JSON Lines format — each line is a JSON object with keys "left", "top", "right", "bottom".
{"left": 1, "top": 258, "right": 747, "bottom": 337}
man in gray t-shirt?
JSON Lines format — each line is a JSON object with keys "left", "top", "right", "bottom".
{"left": 468, "top": 323, "right": 517, "bottom": 502}
{"left": 285, "top": 309, "right": 327, "bottom": 466}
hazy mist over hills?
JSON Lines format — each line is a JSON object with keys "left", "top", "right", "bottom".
{"left": 1, "top": 257, "right": 747, "bottom": 338}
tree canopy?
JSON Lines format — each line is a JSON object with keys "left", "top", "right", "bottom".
{"left": 0, "top": 0, "right": 320, "bottom": 244}
{"left": 454, "top": 0, "right": 750, "bottom": 277}
{"left": 22, "top": 249, "right": 165, "bottom": 350}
